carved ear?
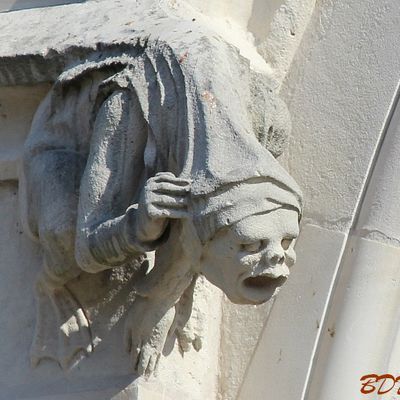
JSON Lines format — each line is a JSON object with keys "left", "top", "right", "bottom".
{"left": 264, "top": 96, "right": 292, "bottom": 158}
{"left": 250, "top": 78, "right": 291, "bottom": 158}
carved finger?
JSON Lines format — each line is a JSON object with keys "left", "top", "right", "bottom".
{"left": 152, "top": 182, "right": 190, "bottom": 195}
{"left": 153, "top": 173, "right": 191, "bottom": 185}
{"left": 30, "top": 355, "right": 40, "bottom": 368}
{"left": 155, "top": 172, "right": 175, "bottom": 177}
{"left": 176, "top": 331, "right": 191, "bottom": 352}
{"left": 137, "top": 344, "right": 151, "bottom": 376}
{"left": 131, "top": 341, "right": 142, "bottom": 372}
{"left": 146, "top": 352, "right": 161, "bottom": 377}
{"left": 152, "top": 194, "right": 188, "bottom": 207}
{"left": 193, "top": 336, "right": 202, "bottom": 352}
{"left": 147, "top": 205, "right": 189, "bottom": 219}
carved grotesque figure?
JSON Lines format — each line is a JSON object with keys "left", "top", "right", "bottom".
{"left": 110, "top": 161, "right": 302, "bottom": 374}
{"left": 21, "top": 11, "right": 302, "bottom": 374}
{"left": 200, "top": 207, "right": 299, "bottom": 305}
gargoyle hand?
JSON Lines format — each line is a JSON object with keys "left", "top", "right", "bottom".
{"left": 124, "top": 296, "right": 175, "bottom": 377}
{"left": 130, "top": 172, "right": 191, "bottom": 245}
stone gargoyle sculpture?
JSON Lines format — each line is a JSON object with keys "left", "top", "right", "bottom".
{"left": 20, "top": 10, "right": 303, "bottom": 377}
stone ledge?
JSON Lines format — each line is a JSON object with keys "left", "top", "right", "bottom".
{"left": 20, "top": 378, "right": 193, "bottom": 400}
{"left": 0, "top": 0, "right": 192, "bottom": 86}
{"left": 0, "top": 0, "right": 86, "bottom": 13}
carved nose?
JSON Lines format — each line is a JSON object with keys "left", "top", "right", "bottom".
{"left": 266, "top": 248, "right": 285, "bottom": 265}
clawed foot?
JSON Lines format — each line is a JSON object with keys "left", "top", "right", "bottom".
{"left": 175, "top": 275, "right": 205, "bottom": 353}
{"left": 176, "top": 324, "right": 203, "bottom": 353}
{"left": 124, "top": 297, "right": 175, "bottom": 377}
{"left": 31, "top": 281, "right": 93, "bottom": 370}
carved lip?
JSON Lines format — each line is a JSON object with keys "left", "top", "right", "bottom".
{"left": 238, "top": 273, "right": 288, "bottom": 304}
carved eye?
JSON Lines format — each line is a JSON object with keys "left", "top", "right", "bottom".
{"left": 281, "top": 238, "right": 294, "bottom": 251}
{"left": 241, "top": 241, "right": 263, "bottom": 253}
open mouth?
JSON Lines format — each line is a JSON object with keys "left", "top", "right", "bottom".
{"left": 239, "top": 274, "right": 288, "bottom": 304}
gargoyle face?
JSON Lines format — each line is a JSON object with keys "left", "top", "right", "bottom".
{"left": 200, "top": 208, "right": 299, "bottom": 305}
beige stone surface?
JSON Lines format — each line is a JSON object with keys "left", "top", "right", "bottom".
{"left": 238, "top": 224, "right": 347, "bottom": 400}
{"left": 307, "top": 237, "right": 400, "bottom": 400}
{"left": 283, "top": 0, "right": 400, "bottom": 231}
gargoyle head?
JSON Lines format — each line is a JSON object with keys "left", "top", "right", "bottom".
{"left": 187, "top": 178, "right": 302, "bottom": 305}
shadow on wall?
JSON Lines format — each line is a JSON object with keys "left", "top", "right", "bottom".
{"left": 184, "top": 0, "right": 284, "bottom": 48}
{"left": 247, "top": 0, "right": 282, "bottom": 46}
{"left": 0, "top": 0, "right": 85, "bottom": 13}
